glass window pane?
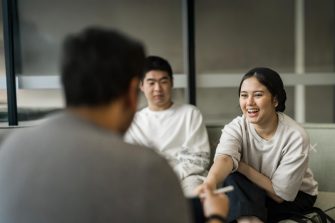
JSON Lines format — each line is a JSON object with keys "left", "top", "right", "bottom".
{"left": 196, "top": 0, "right": 334, "bottom": 124}
{"left": 16, "top": 0, "right": 184, "bottom": 121}
{"left": 196, "top": 0, "right": 294, "bottom": 73}
{"left": 196, "top": 0, "right": 295, "bottom": 124}
{"left": 305, "top": 0, "right": 335, "bottom": 123}
{"left": 0, "top": 7, "right": 8, "bottom": 125}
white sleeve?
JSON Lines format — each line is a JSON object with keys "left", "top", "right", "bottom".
{"left": 124, "top": 118, "right": 151, "bottom": 147}
{"left": 173, "top": 108, "right": 210, "bottom": 193}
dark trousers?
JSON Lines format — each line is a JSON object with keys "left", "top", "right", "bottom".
{"left": 223, "top": 172, "right": 317, "bottom": 223}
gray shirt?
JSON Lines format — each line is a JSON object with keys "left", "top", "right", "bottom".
{"left": 215, "top": 113, "right": 318, "bottom": 201}
{"left": 0, "top": 112, "right": 192, "bottom": 223}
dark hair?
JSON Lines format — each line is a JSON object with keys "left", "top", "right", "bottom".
{"left": 238, "top": 67, "right": 287, "bottom": 112}
{"left": 141, "top": 56, "right": 173, "bottom": 83}
{"left": 61, "top": 27, "right": 145, "bottom": 106}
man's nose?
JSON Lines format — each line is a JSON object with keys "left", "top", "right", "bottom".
{"left": 154, "top": 83, "right": 161, "bottom": 91}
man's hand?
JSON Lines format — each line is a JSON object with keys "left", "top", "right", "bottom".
{"left": 202, "top": 184, "right": 229, "bottom": 219}
{"left": 193, "top": 181, "right": 216, "bottom": 197}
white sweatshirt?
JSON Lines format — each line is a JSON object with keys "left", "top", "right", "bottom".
{"left": 125, "top": 103, "right": 210, "bottom": 195}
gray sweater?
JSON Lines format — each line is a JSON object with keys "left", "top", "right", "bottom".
{"left": 0, "top": 112, "right": 191, "bottom": 223}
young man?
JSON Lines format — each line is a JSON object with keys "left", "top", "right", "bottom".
{"left": 125, "top": 56, "right": 210, "bottom": 196}
{"left": 0, "top": 27, "right": 228, "bottom": 223}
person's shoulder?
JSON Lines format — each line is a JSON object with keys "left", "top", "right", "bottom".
{"left": 221, "top": 116, "right": 246, "bottom": 136}
{"left": 0, "top": 127, "right": 28, "bottom": 147}
{"left": 279, "top": 113, "right": 308, "bottom": 138}
{"left": 126, "top": 143, "right": 158, "bottom": 156}
{"left": 123, "top": 142, "right": 174, "bottom": 169}
{"left": 226, "top": 115, "right": 245, "bottom": 127}
{"left": 135, "top": 106, "right": 149, "bottom": 115}
{"left": 175, "top": 103, "right": 202, "bottom": 114}
{"left": 0, "top": 114, "right": 59, "bottom": 150}
{"left": 180, "top": 103, "right": 198, "bottom": 110}
{"left": 132, "top": 106, "right": 150, "bottom": 121}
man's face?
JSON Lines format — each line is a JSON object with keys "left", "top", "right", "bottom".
{"left": 140, "top": 70, "right": 173, "bottom": 111}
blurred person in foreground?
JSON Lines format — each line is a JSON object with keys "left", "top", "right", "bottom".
{"left": 0, "top": 27, "right": 228, "bottom": 223}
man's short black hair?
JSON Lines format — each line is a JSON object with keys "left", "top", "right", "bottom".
{"left": 61, "top": 27, "right": 145, "bottom": 107}
{"left": 141, "top": 56, "right": 173, "bottom": 83}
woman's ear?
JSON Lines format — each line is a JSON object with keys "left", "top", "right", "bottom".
{"left": 273, "top": 96, "right": 279, "bottom": 108}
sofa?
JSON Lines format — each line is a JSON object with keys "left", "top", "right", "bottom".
{"left": 206, "top": 123, "right": 335, "bottom": 220}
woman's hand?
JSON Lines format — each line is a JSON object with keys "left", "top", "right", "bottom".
{"left": 194, "top": 155, "right": 234, "bottom": 197}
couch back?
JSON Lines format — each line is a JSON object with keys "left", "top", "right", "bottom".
{"left": 1, "top": 124, "right": 334, "bottom": 192}
{"left": 206, "top": 123, "right": 335, "bottom": 192}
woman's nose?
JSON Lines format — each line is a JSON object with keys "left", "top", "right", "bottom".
{"left": 247, "top": 96, "right": 254, "bottom": 105}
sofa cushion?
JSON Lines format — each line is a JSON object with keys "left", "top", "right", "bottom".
{"left": 304, "top": 124, "right": 335, "bottom": 192}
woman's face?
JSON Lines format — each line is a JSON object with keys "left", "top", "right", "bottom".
{"left": 239, "top": 76, "right": 278, "bottom": 127}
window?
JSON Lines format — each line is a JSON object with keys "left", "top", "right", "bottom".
{"left": 2, "top": 0, "right": 335, "bottom": 125}
{"left": 195, "top": 0, "right": 335, "bottom": 124}
{"left": 3, "top": 0, "right": 185, "bottom": 124}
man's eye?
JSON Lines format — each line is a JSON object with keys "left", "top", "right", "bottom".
{"left": 240, "top": 94, "right": 247, "bottom": 98}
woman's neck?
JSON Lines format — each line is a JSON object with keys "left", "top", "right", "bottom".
{"left": 253, "top": 114, "right": 279, "bottom": 140}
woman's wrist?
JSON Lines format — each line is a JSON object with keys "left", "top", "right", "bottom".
{"left": 237, "top": 161, "right": 248, "bottom": 175}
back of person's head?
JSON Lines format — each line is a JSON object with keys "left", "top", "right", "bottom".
{"left": 238, "top": 67, "right": 287, "bottom": 112}
{"left": 142, "top": 56, "right": 173, "bottom": 83}
{"left": 61, "top": 26, "right": 145, "bottom": 107}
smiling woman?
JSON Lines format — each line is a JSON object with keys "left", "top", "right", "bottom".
{"left": 238, "top": 68, "right": 286, "bottom": 140}
{"left": 195, "top": 67, "right": 318, "bottom": 223}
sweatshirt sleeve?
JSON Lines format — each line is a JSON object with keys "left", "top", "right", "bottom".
{"left": 173, "top": 107, "right": 210, "bottom": 194}
{"left": 215, "top": 118, "right": 243, "bottom": 172}
{"left": 271, "top": 130, "right": 310, "bottom": 201}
